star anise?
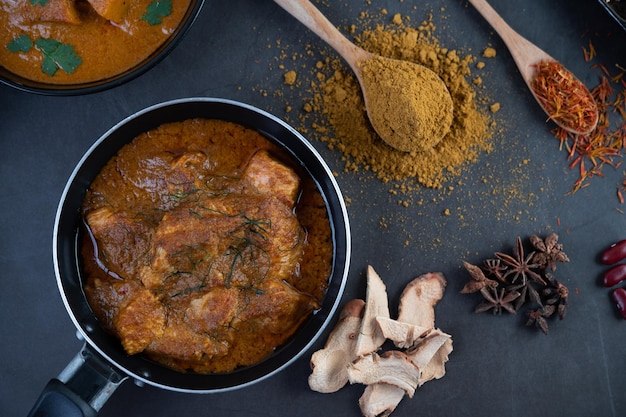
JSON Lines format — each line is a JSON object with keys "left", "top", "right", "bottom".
{"left": 508, "top": 280, "right": 542, "bottom": 311}
{"left": 460, "top": 233, "right": 572, "bottom": 335}
{"left": 526, "top": 305, "right": 556, "bottom": 335}
{"left": 475, "top": 287, "right": 521, "bottom": 315}
{"left": 495, "top": 236, "right": 545, "bottom": 285}
{"left": 483, "top": 258, "right": 507, "bottom": 282}
{"left": 461, "top": 261, "right": 499, "bottom": 294}
{"left": 541, "top": 273, "right": 569, "bottom": 320}
{"left": 530, "top": 233, "right": 570, "bottom": 272}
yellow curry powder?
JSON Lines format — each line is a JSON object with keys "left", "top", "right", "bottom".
{"left": 302, "top": 17, "right": 494, "bottom": 188}
{"left": 358, "top": 55, "right": 453, "bottom": 152}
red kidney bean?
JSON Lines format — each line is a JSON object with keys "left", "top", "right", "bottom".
{"left": 600, "top": 239, "right": 626, "bottom": 265}
{"left": 611, "top": 288, "right": 626, "bottom": 320}
{"left": 602, "top": 264, "right": 626, "bottom": 287}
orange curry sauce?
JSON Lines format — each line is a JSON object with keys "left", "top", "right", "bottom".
{"left": 80, "top": 119, "right": 333, "bottom": 373}
{"left": 0, "top": 0, "right": 192, "bottom": 84}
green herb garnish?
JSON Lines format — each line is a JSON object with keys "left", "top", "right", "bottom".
{"left": 141, "top": 0, "right": 172, "bottom": 25}
{"left": 6, "top": 34, "right": 33, "bottom": 53}
{"left": 34, "top": 38, "right": 82, "bottom": 76}
{"left": 30, "top": 0, "right": 49, "bottom": 6}
{"left": 6, "top": 35, "right": 82, "bottom": 76}
{"left": 172, "top": 284, "right": 206, "bottom": 298}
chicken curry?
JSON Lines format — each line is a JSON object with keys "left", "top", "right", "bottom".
{"left": 81, "top": 119, "right": 334, "bottom": 374}
{"left": 0, "top": 0, "right": 192, "bottom": 84}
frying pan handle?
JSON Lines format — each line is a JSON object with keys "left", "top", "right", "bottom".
{"left": 27, "top": 343, "right": 128, "bottom": 417}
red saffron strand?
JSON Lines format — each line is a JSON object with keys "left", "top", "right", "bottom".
{"left": 531, "top": 60, "right": 598, "bottom": 134}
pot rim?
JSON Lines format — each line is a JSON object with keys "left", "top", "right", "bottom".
{"left": 52, "top": 97, "right": 351, "bottom": 393}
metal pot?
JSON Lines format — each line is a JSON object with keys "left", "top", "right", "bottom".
{"left": 29, "top": 98, "right": 351, "bottom": 416}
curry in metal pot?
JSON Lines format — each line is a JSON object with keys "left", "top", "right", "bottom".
{"left": 80, "top": 119, "right": 333, "bottom": 374}
{"left": 0, "top": 0, "right": 192, "bottom": 84}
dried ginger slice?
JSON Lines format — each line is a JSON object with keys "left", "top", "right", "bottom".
{"left": 308, "top": 267, "right": 453, "bottom": 417}
{"left": 308, "top": 299, "right": 365, "bottom": 393}
{"left": 359, "top": 382, "right": 405, "bottom": 417}
{"left": 347, "top": 351, "right": 421, "bottom": 398}
{"left": 398, "top": 272, "right": 451, "bottom": 385}
{"left": 397, "top": 272, "right": 446, "bottom": 327}
{"left": 354, "top": 265, "right": 390, "bottom": 356}
{"left": 356, "top": 330, "right": 451, "bottom": 417}
{"left": 413, "top": 333, "right": 452, "bottom": 385}
{"left": 375, "top": 316, "right": 431, "bottom": 349}
{"left": 358, "top": 272, "right": 452, "bottom": 416}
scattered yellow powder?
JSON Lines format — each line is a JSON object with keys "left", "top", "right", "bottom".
{"left": 483, "top": 47, "right": 496, "bottom": 58}
{"left": 283, "top": 70, "right": 297, "bottom": 85}
{"left": 257, "top": 8, "right": 540, "bottom": 231}
{"left": 304, "top": 19, "right": 494, "bottom": 188}
{"left": 490, "top": 102, "right": 501, "bottom": 113}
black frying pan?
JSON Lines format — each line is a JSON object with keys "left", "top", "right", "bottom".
{"left": 28, "top": 98, "right": 351, "bottom": 416}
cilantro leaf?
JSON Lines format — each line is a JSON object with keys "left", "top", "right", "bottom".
{"left": 7, "top": 34, "right": 33, "bottom": 53}
{"left": 35, "top": 38, "right": 82, "bottom": 77}
{"left": 30, "top": 0, "right": 49, "bottom": 5}
{"left": 141, "top": 0, "right": 172, "bottom": 25}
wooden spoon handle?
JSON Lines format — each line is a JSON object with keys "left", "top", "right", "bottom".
{"left": 467, "top": 0, "right": 553, "bottom": 83}
{"left": 272, "top": 0, "right": 370, "bottom": 71}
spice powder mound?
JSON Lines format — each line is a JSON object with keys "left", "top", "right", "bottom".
{"left": 304, "top": 20, "right": 494, "bottom": 188}
{"left": 358, "top": 55, "right": 453, "bottom": 152}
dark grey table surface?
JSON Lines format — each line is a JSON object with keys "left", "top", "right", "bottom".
{"left": 2, "top": 1, "right": 626, "bottom": 416}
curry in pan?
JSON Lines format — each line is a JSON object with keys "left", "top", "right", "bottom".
{"left": 80, "top": 119, "right": 334, "bottom": 374}
{"left": 0, "top": 0, "right": 192, "bottom": 84}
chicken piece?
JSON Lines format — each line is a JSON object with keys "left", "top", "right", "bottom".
{"left": 85, "top": 206, "right": 150, "bottom": 280}
{"left": 140, "top": 194, "right": 304, "bottom": 290}
{"left": 308, "top": 299, "right": 365, "bottom": 393}
{"left": 137, "top": 197, "right": 234, "bottom": 289}
{"left": 139, "top": 149, "right": 303, "bottom": 289}
{"left": 165, "top": 151, "right": 208, "bottom": 198}
{"left": 85, "top": 206, "right": 114, "bottom": 231}
{"left": 355, "top": 265, "right": 390, "bottom": 356}
{"left": 86, "top": 0, "right": 129, "bottom": 23}
{"left": 241, "top": 277, "right": 319, "bottom": 334}
{"left": 185, "top": 287, "right": 239, "bottom": 334}
{"left": 113, "top": 288, "right": 165, "bottom": 355}
{"left": 19, "top": 0, "right": 81, "bottom": 24}
{"left": 139, "top": 246, "right": 170, "bottom": 289}
{"left": 243, "top": 150, "right": 300, "bottom": 206}
{"left": 84, "top": 278, "right": 138, "bottom": 328}
{"left": 92, "top": 148, "right": 310, "bottom": 371}
{"left": 145, "top": 321, "right": 230, "bottom": 365}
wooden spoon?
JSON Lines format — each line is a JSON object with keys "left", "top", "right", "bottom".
{"left": 273, "top": 0, "right": 453, "bottom": 153}
{"left": 467, "top": 0, "right": 598, "bottom": 135}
